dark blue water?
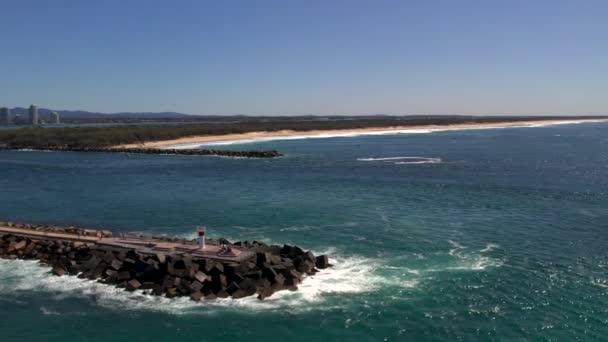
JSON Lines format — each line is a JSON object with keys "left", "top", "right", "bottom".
{"left": 1, "top": 122, "right": 607, "bottom": 341}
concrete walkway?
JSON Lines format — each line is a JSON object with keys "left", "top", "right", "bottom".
{"left": 0, "top": 226, "right": 253, "bottom": 262}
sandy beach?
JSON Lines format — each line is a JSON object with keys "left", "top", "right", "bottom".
{"left": 116, "top": 118, "right": 608, "bottom": 149}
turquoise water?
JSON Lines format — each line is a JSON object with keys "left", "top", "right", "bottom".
{"left": 1, "top": 122, "right": 607, "bottom": 341}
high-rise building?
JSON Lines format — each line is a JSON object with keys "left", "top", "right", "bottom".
{"left": 51, "top": 111, "right": 60, "bottom": 124}
{"left": 29, "top": 104, "right": 39, "bottom": 125}
{"left": 0, "top": 107, "right": 11, "bottom": 125}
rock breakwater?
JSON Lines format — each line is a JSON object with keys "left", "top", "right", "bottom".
{"left": 0, "top": 146, "right": 283, "bottom": 158}
{"left": 0, "top": 222, "right": 329, "bottom": 301}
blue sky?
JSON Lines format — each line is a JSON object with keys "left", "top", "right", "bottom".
{"left": 0, "top": 0, "right": 606, "bottom": 115}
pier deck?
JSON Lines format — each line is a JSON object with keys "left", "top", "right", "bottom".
{"left": 0, "top": 226, "right": 254, "bottom": 262}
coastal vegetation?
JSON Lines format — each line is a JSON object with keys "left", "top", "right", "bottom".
{"left": 0, "top": 116, "right": 603, "bottom": 149}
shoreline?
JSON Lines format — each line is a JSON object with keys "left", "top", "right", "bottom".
{"left": 115, "top": 118, "right": 608, "bottom": 149}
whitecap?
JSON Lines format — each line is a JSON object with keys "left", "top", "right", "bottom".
{"left": 279, "top": 225, "right": 314, "bottom": 232}
{"left": 468, "top": 305, "right": 501, "bottom": 315}
{"left": 591, "top": 278, "right": 608, "bottom": 288}
{"left": 447, "top": 256, "right": 503, "bottom": 271}
{"left": 447, "top": 240, "right": 466, "bottom": 257}
{"left": 380, "top": 265, "right": 421, "bottom": 275}
{"left": 40, "top": 306, "right": 60, "bottom": 315}
{"left": 442, "top": 241, "right": 503, "bottom": 271}
{"left": 480, "top": 243, "right": 499, "bottom": 253}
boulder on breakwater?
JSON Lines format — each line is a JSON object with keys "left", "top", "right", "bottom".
{"left": 0, "top": 146, "right": 283, "bottom": 158}
{"left": 0, "top": 222, "right": 330, "bottom": 301}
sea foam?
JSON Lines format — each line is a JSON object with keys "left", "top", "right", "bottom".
{"left": 0, "top": 235, "right": 505, "bottom": 314}
{"left": 0, "top": 253, "right": 397, "bottom": 315}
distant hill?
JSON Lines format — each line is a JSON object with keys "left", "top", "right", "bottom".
{"left": 6, "top": 107, "right": 478, "bottom": 123}
{"left": 8, "top": 107, "right": 195, "bottom": 121}
{"left": 5, "top": 107, "right": 607, "bottom": 123}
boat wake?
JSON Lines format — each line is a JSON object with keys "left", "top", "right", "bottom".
{"left": 358, "top": 156, "right": 442, "bottom": 165}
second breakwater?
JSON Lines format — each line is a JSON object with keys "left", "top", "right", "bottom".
{"left": 0, "top": 146, "right": 283, "bottom": 158}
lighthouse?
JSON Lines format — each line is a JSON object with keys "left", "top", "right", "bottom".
{"left": 197, "top": 226, "right": 206, "bottom": 250}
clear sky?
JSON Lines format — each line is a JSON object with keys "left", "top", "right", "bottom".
{"left": 1, "top": 0, "right": 606, "bottom": 116}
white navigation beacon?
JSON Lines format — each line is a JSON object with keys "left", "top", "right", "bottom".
{"left": 197, "top": 225, "right": 206, "bottom": 250}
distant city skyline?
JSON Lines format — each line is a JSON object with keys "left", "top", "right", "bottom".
{"left": 28, "top": 104, "right": 39, "bottom": 125}
{"left": 1, "top": 0, "right": 606, "bottom": 116}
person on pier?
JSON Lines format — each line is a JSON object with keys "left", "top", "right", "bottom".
{"left": 218, "top": 238, "right": 233, "bottom": 256}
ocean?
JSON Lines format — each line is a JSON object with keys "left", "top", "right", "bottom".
{"left": 0, "top": 122, "right": 607, "bottom": 341}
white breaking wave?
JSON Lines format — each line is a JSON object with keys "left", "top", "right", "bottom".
{"left": 524, "top": 120, "right": 606, "bottom": 128}
{"left": 16, "top": 149, "right": 54, "bottom": 152}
